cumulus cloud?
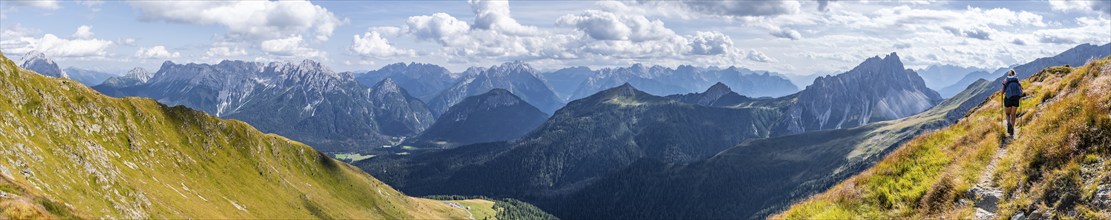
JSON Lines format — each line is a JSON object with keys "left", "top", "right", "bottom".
{"left": 135, "top": 46, "right": 180, "bottom": 59}
{"left": 469, "top": 0, "right": 538, "bottom": 34}
{"left": 0, "top": 26, "right": 112, "bottom": 57}
{"left": 404, "top": 13, "right": 471, "bottom": 45}
{"left": 770, "top": 28, "right": 801, "bottom": 40}
{"left": 557, "top": 9, "right": 676, "bottom": 42}
{"left": 689, "top": 31, "right": 733, "bottom": 55}
{"left": 745, "top": 50, "right": 773, "bottom": 62}
{"left": 260, "top": 35, "right": 324, "bottom": 58}
{"left": 129, "top": 1, "right": 346, "bottom": 41}
{"left": 351, "top": 31, "right": 414, "bottom": 57}
{"left": 6, "top": 0, "right": 60, "bottom": 10}
{"left": 72, "top": 25, "right": 94, "bottom": 39}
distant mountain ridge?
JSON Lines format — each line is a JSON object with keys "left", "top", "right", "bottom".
{"left": 355, "top": 62, "right": 462, "bottom": 102}
{"left": 99, "top": 67, "right": 153, "bottom": 88}
{"left": 405, "top": 88, "right": 548, "bottom": 148}
{"left": 916, "top": 64, "right": 988, "bottom": 90}
{"left": 557, "top": 64, "right": 798, "bottom": 101}
{"left": 62, "top": 67, "right": 118, "bottom": 86}
{"left": 18, "top": 51, "right": 68, "bottom": 78}
{"left": 93, "top": 59, "right": 433, "bottom": 153}
{"left": 428, "top": 61, "right": 564, "bottom": 115}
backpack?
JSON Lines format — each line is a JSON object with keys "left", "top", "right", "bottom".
{"left": 1004, "top": 78, "right": 1022, "bottom": 98}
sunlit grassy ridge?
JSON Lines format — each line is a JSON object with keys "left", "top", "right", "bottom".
{"left": 0, "top": 52, "right": 476, "bottom": 219}
{"left": 775, "top": 57, "right": 1111, "bottom": 219}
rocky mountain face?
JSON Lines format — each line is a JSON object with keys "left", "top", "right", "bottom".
{"left": 93, "top": 59, "right": 433, "bottom": 153}
{"left": 564, "top": 64, "right": 798, "bottom": 101}
{"left": 99, "top": 67, "right": 153, "bottom": 88}
{"left": 428, "top": 61, "right": 564, "bottom": 116}
{"left": 0, "top": 53, "right": 475, "bottom": 219}
{"left": 62, "top": 67, "right": 117, "bottom": 86}
{"left": 779, "top": 52, "right": 942, "bottom": 134}
{"left": 368, "top": 78, "right": 435, "bottom": 136}
{"left": 355, "top": 62, "right": 461, "bottom": 102}
{"left": 18, "top": 51, "right": 68, "bottom": 78}
{"left": 405, "top": 89, "right": 548, "bottom": 149}
{"left": 916, "top": 64, "right": 987, "bottom": 91}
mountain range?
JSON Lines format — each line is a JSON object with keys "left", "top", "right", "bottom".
{"left": 354, "top": 62, "right": 462, "bottom": 102}
{"left": 92, "top": 59, "right": 434, "bottom": 153}
{"left": 0, "top": 52, "right": 487, "bottom": 219}
{"left": 557, "top": 64, "right": 799, "bottom": 101}
{"left": 427, "top": 61, "right": 565, "bottom": 116}
{"left": 356, "top": 51, "right": 951, "bottom": 220}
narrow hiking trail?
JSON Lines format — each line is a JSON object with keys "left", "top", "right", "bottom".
{"left": 970, "top": 131, "right": 1011, "bottom": 220}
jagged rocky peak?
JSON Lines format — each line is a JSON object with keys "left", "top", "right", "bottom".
{"left": 18, "top": 50, "right": 67, "bottom": 78}
{"left": 705, "top": 82, "right": 732, "bottom": 94}
{"left": 493, "top": 60, "right": 534, "bottom": 72}
{"left": 372, "top": 77, "right": 403, "bottom": 94}
{"left": 126, "top": 67, "right": 153, "bottom": 83}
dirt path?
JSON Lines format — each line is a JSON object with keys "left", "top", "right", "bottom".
{"left": 970, "top": 133, "right": 1011, "bottom": 220}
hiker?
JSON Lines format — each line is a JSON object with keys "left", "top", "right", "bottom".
{"left": 1002, "top": 69, "right": 1022, "bottom": 137}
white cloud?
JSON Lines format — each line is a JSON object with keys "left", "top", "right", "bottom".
{"left": 689, "top": 31, "right": 733, "bottom": 55}
{"left": 351, "top": 31, "right": 414, "bottom": 57}
{"left": 746, "top": 50, "right": 773, "bottom": 62}
{"left": 770, "top": 28, "right": 802, "bottom": 40}
{"left": 557, "top": 9, "right": 676, "bottom": 42}
{"left": 1, "top": 26, "right": 112, "bottom": 58}
{"left": 404, "top": 13, "right": 472, "bottom": 45}
{"left": 73, "top": 25, "right": 94, "bottom": 39}
{"left": 129, "top": 0, "right": 346, "bottom": 41}
{"left": 205, "top": 46, "right": 247, "bottom": 57}
{"left": 468, "top": 0, "right": 538, "bottom": 35}
{"left": 135, "top": 46, "right": 180, "bottom": 59}
{"left": 6, "top": 0, "right": 60, "bottom": 10}
{"left": 260, "top": 35, "right": 324, "bottom": 58}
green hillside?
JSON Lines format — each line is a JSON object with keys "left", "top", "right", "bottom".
{"left": 776, "top": 57, "right": 1111, "bottom": 219}
{"left": 0, "top": 52, "right": 480, "bottom": 219}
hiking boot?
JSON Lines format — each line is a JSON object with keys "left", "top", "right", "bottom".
{"left": 1006, "top": 121, "right": 1014, "bottom": 137}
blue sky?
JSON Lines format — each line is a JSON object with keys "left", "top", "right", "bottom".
{"left": 1, "top": 0, "right": 1108, "bottom": 76}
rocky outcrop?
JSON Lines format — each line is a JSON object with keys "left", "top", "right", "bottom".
{"left": 780, "top": 52, "right": 942, "bottom": 134}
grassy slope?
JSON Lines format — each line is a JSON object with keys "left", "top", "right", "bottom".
{"left": 0, "top": 53, "right": 475, "bottom": 219}
{"left": 775, "top": 57, "right": 1111, "bottom": 219}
